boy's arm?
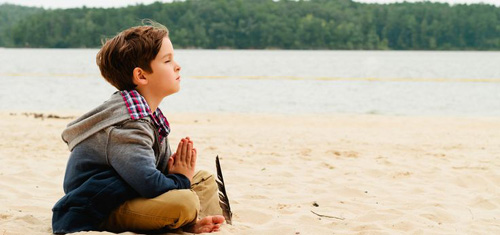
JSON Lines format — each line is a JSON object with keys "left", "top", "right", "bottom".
{"left": 106, "top": 121, "right": 191, "bottom": 198}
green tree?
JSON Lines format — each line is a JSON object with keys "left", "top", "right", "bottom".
{"left": 2, "top": 0, "right": 499, "bottom": 50}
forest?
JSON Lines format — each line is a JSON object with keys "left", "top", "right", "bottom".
{"left": 1, "top": 0, "right": 499, "bottom": 50}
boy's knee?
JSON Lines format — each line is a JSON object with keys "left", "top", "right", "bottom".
{"left": 174, "top": 190, "right": 200, "bottom": 211}
{"left": 193, "top": 170, "right": 217, "bottom": 188}
{"left": 161, "top": 190, "right": 200, "bottom": 227}
{"left": 196, "top": 170, "right": 213, "bottom": 178}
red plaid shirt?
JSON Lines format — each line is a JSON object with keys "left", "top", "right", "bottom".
{"left": 120, "top": 90, "right": 170, "bottom": 142}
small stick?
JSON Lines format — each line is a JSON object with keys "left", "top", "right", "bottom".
{"left": 468, "top": 207, "right": 474, "bottom": 220}
{"left": 311, "top": 210, "right": 345, "bottom": 220}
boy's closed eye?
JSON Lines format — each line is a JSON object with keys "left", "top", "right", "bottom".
{"left": 161, "top": 53, "right": 172, "bottom": 63}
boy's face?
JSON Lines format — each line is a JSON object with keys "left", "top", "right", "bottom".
{"left": 144, "top": 37, "right": 181, "bottom": 98}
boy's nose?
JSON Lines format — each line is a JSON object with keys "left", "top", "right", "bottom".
{"left": 175, "top": 62, "right": 181, "bottom": 72}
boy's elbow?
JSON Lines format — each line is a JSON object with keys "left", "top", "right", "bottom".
{"left": 134, "top": 182, "right": 165, "bottom": 198}
{"left": 141, "top": 190, "right": 162, "bottom": 199}
{"left": 132, "top": 171, "right": 191, "bottom": 198}
{"left": 135, "top": 174, "right": 172, "bottom": 198}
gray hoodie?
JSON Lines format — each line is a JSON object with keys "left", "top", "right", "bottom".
{"left": 61, "top": 92, "right": 190, "bottom": 199}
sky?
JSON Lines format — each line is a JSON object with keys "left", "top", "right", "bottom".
{"left": 0, "top": 0, "right": 498, "bottom": 9}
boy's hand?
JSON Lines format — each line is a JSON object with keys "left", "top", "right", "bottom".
{"left": 168, "top": 137, "right": 197, "bottom": 183}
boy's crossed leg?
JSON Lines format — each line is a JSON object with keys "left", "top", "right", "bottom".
{"left": 103, "top": 170, "right": 224, "bottom": 233}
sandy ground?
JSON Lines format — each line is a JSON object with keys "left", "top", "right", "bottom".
{"left": 0, "top": 112, "right": 499, "bottom": 235}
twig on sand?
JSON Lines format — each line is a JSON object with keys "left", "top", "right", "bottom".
{"left": 311, "top": 210, "right": 345, "bottom": 220}
{"left": 468, "top": 208, "right": 474, "bottom": 220}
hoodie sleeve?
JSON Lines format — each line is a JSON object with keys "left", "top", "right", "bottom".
{"left": 106, "top": 120, "right": 191, "bottom": 198}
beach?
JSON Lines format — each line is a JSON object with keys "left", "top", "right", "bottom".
{"left": 0, "top": 111, "right": 499, "bottom": 234}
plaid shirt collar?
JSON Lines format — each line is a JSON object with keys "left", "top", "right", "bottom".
{"left": 120, "top": 90, "right": 170, "bottom": 142}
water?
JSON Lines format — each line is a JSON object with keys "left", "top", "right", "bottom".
{"left": 0, "top": 48, "right": 499, "bottom": 116}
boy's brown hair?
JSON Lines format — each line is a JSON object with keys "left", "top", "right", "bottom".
{"left": 96, "top": 21, "right": 169, "bottom": 91}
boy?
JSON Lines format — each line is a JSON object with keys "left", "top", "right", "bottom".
{"left": 52, "top": 22, "right": 225, "bottom": 234}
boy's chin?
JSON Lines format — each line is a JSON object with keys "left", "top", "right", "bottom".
{"left": 165, "top": 88, "right": 180, "bottom": 96}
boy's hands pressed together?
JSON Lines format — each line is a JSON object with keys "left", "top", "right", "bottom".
{"left": 168, "top": 137, "right": 197, "bottom": 183}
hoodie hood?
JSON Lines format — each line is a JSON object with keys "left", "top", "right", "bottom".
{"left": 62, "top": 92, "right": 131, "bottom": 151}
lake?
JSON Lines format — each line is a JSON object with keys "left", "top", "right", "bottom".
{"left": 0, "top": 48, "right": 499, "bottom": 116}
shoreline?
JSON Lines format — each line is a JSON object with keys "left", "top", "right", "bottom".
{"left": 1, "top": 111, "right": 499, "bottom": 234}
{"left": 4, "top": 110, "right": 500, "bottom": 119}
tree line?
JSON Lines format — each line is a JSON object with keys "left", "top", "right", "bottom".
{"left": 1, "top": 0, "right": 499, "bottom": 50}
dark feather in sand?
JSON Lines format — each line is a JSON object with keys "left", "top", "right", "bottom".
{"left": 216, "top": 155, "right": 233, "bottom": 225}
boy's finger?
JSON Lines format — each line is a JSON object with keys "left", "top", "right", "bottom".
{"left": 170, "top": 153, "right": 176, "bottom": 161}
{"left": 167, "top": 156, "right": 174, "bottom": 172}
{"left": 181, "top": 139, "right": 189, "bottom": 162}
{"left": 178, "top": 139, "right": 186, "bottom": 162}
{"left": 177, "top": 138, "right": 184, "bottom": 157}
{"left": 186, "top": 141, "right": 193, "bottom": 164}
{"left": 191, "top": 148, "right": 197, "bottom": 166}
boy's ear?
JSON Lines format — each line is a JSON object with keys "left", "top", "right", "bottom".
{"left": 132, "top": 67, "right": 148, "bottom": 86}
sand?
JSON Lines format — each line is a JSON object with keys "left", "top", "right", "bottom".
{"left": 0, "top": 112, "right": 499, "bottom": 234}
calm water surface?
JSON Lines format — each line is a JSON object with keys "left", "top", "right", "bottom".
{"left": 0, "top": 48, "right": 499, "bottom": 116}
